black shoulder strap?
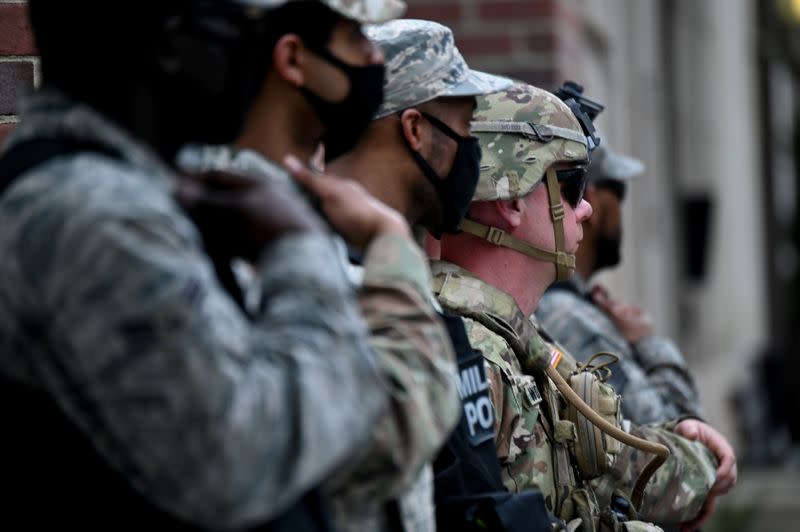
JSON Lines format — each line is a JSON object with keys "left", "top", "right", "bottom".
{"left": 0, "top": 137, "right": 123, "bottom": 197}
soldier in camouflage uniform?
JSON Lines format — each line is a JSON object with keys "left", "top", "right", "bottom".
{"left": 325, "top": 19, "right": 515, "bottom": 531}
{"left": 177, "top": 13, "right": 483, "bottom": 532}
{"left": 0, "top": 1, "right": 422, "bottom": 529}
{"left": 433, "top": 82, "right": 732, "bottom": 530}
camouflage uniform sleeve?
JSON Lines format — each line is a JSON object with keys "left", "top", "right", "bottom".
{"left": 632, "top": 336, "right": 703, "bottom": 419}
{"left": 12, "top": 161, "right": 388, "bottom": 529}
{"left": 596, "top": 422, "right": 717, "bottom": 524}
{"left": 537, "top": 291, "right": 702, "bottom": 424}
{"left": 329, "top": 233, "right": 460, "bottom": 505}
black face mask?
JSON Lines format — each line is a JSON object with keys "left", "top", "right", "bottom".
{"left": 404, "top": 111, "right": 482, "bottom": 238}
{"left": 594, "top": 230, "right": 622, "bottom": 272}
{"left": 300, "top": 46, "right": 384, "bottom": 162}
{"left": 592, "top": 182, "right": 626, "bottom": 272}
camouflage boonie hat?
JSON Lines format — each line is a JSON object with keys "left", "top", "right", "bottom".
{"left": 470, "top": 82, "right": 590, "bottom": 202}
{"left": 585, "top": 143, "right": 645, "bottom": 183}
{"left": 236, "top": 0, "right": 406, "bottom": 24}
{"left": 367, "top": 19, "right": 512, "bottom": 119}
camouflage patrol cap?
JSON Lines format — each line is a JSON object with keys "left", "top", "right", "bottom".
{"left": 236, "top": 0, "right": 406, "bottom": 24}
{"left": 470, "top": 82, "right": 590, "bottom": 202}
{"left": 367, "top": 19, "right": 512, "bottom": 119}
{"left": 585, "top": 143, "right": 645, "bottom": 183}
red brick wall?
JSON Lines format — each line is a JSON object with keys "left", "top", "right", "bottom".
{"left": 405, "top": 0, "right": 582, "bottom": 89}
{"left": 0, "top": 0, "right": 36, "bottom": 151}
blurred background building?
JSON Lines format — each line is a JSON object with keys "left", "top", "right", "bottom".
{"left": 2, "top": 0, "right": 799, "bottom": 529}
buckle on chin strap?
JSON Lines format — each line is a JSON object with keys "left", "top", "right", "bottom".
{"left": 486, "top": 226, "right": 506, "bottom": 245}
{"left": 550, "top": 202, "right": 565, "bottom": 222}
{"left": 555, "top": 252, "right": 575, "bottom": 269}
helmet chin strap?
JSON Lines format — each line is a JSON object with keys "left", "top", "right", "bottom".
{"left": 458, "top": 167, "right": 574, "bottom": 281}
{"left": 543, "top": 166, "right": 573, "bottom": 282}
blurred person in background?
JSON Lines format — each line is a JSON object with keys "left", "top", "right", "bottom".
{"left": 535, "top": 143, "right": 737, "bottom": 529}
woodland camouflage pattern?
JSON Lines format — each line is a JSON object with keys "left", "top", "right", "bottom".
{"left": 471, "top": 82, "right": 589, "bottom": 202}
{"left": 536, "top": 273, "right": 704, "bottom": 424}
{"left": 367, "top": 19, "right": 511, "bottom": 119}
{"left": 431, "top": 260, "right": 718, "bottom": 529}
{"left": 179, "top": 143, "right": 461, "bottom": 532}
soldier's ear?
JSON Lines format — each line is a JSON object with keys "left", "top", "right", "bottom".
{"left": 398, "top": 108, "right": 426, "bottom": 151}
{"left": 272, "top": 33, "right": 306, "bottom": 87}
{"left": 470, "top": 199, "right": 519, "bottom": 231}
{"left": 497, "top": 198, "right": 525, "bottom": 230}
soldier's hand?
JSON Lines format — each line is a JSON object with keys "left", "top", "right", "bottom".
{"left": 591, "top": 284, "right": 654, "bottom": 344}
{"left": 674, "top": 419, "right": 738, "bottom": 531}
{"left": 284, "top": 154, "right": 411, "bottom": 250}
{"left": 675, "top": 419, "right": 737, "bottom": 493}
{"left": 175, "top": 168, "right": 324, "bottom": 262}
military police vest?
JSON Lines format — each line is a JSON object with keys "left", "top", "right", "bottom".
{"left": 433, "top": 312, "right": 560, "bottom": 532}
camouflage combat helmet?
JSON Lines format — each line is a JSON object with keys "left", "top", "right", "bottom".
{"left": 237, "top": 0, "right": 405, "bottom": 24}
{"left": 459, "top": 82, "right": 595, "bottom": 282}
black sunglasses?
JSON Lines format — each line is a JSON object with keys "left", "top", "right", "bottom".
{"left": 553, "top": 167, "right": 587, "bottom": 208}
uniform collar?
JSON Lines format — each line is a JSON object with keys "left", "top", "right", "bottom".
{"left": 430, "top": 260, "right": 530, "bottom": 335}
{"left": 431, "top": 259, "right": 554, "bottom": 370}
